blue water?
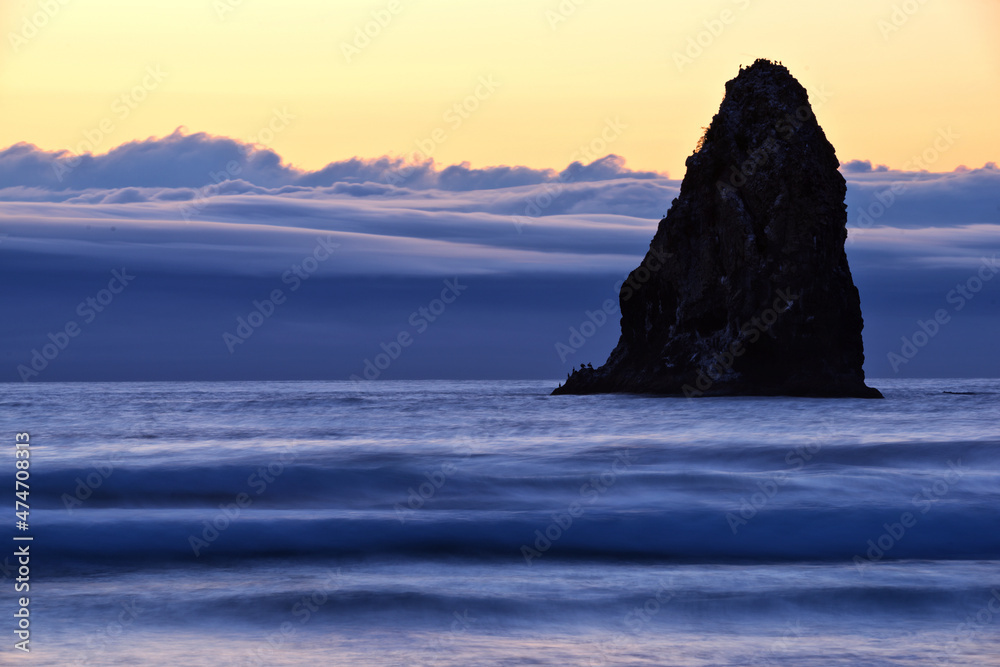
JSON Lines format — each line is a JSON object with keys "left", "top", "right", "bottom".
{"left": 2, "top": 379, "right": 999, "bottom": 666}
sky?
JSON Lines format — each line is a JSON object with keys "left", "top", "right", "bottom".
{"left": 1, "top": 0, "right": 998, "bottom": 382}
{"left": 2, "top": 0, "right": 999, "bottom": 175}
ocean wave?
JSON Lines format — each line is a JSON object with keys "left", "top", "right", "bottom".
{"left": 19, "top": 505, "right": 1000, "bottom": 568}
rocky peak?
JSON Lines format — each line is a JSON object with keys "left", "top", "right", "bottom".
{"left": 555, "top": 59, "right": 881, "bottom": 398}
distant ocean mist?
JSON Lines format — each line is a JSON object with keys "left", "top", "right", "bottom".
{"left": 2, "top": 378, "right": 999, "bottom": 665}
{"left": 2, "top": 136, "right": 999, "bottom": 383}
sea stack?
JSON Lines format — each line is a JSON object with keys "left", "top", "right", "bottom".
{"left": 555, "top": 59, "right": 881, "bottom": 398}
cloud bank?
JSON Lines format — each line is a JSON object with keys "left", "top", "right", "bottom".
{"left": 1, "top": 131, "right": 998, "bottom": 382}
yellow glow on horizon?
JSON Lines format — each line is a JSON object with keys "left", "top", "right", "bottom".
{"left": 1, "top": 0, "right": 997, "bottom": 177}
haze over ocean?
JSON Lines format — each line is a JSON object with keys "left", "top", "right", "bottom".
{"left": 1, "top": 143, "right": 998, "bottom": 382}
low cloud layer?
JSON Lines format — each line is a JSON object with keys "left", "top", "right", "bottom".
{"left": 0, "top": 130, "right": 663, "bottom": 193}
{"left": 1, "top": 132, "right": 998, "bottom": 382}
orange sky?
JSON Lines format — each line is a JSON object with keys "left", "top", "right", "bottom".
{"left": 1, "top": 0, "right": 997, "bottom": 176}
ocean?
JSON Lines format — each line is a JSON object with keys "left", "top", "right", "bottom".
{"left": 2, "top": 378, "right": 999, "bottom": 666}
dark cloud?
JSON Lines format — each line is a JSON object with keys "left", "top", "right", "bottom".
{"left": 846, "top": 163, "right": 1000, "bottom": 229}
{"left": 841, "top": 159, "right": 888, "bottom": 173}
{"left": 558, "top": 154, "right": 663, "bottom": 182}
{"left": 0, "top": 131, "right": 666, "bottom": 193}
{"left": 0, "top": 130, "right": 297, "bottom": 191}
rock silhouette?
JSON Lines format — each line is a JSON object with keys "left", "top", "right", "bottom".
{"left": 555, "top": 59, "right": 881, "bottom": 398}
